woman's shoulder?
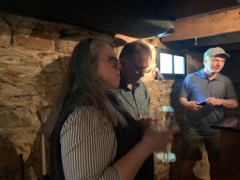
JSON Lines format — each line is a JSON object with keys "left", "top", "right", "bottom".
{"left": 60, "top": 106, "right": 112, "bottom": 138}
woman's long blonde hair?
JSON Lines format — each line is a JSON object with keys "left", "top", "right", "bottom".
{"left": 45, "top": 36, "right": 126, "bottom": 141}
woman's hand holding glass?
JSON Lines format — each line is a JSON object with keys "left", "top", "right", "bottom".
{"left": 138, "top": 116, "right": 180, "bottom": 162}
{"left": 139, "top": 117, "right": 179, "bottom": 151}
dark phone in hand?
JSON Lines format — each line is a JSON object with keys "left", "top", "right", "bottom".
{"left": 199, "top": 101, "right": 208, "bottom": 106}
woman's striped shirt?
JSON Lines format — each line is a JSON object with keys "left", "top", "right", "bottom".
{"left": 60, "top": 106, "right": 120, "bottom": 180}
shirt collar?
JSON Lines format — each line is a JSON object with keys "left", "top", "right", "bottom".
{"left": 199, "top": 69, "right": 206, "bottom": 79}
{"left": 119, "top": 78, "right": 140, "bottom": 90}
{"left": 199, "top": 68, "right": 220, "bottom": 81}
{"left": 107, "top": 89, "right": 118, "bottom": 96}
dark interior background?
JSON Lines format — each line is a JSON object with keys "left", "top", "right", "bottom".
{"left": 0, "top": 0, "right": 240, "bottom": 53}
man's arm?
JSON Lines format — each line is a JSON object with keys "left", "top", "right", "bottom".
{"left": 179, "top": 96, "right": 202, "bottom": 111}
{"left": 205, "top": 97, "right": 238, "bottom": 108}
{"left": 179, "top": 97, "right": 189, "bottom": 107}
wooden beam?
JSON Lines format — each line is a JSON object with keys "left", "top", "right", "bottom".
{"left": 162, "top": 7, "right": 240, "bottom": 42}
{"left": 115, "top": 34, "right": 167, "bottom": 48}
{"left": 188, "top": 32, "right": 240, "bottom": 47}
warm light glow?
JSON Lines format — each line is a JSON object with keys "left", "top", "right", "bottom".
{"left": 159, "top": 52, "right": 185, "bottom": 76}
{"left": 174, "top": 55, "right": 185, "bottom": 74}
{"left": 160, "top": 53, "right": 172, "bottom": 73}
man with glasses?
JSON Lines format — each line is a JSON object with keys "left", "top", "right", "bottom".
{"left": 117, "top": 40, "right": 152, "bottom": 119}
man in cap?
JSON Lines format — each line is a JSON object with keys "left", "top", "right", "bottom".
{"left": 179, "top": 47, "right": 238, "bottom": 180}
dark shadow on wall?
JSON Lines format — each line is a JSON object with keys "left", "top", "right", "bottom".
{"left": 170, "top": 79, "right": 186, "bottom": 129}
{"left": 169, "top": 79, "right": 185, "bottom": 180}
{"left": 24, "top": 55, "right": 70, "bottom": 180}
{"left": 221, "top": 52, "right": 240, "bottom": 119}
{"left": 0, "top": 136, "right": 24, "bottom": 180}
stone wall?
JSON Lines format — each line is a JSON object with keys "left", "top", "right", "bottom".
{"left": 0, "top": 11, "right": 100, "bottom": 179}
{"left": 1, "top": 10, "right": 240, "bottom": 180}
{"left": 0, "top": 11, "right": 169, "bottom": 179}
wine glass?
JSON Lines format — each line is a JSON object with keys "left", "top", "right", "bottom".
{"left": 154, "top": 106, "right": 176, "bottom": 163}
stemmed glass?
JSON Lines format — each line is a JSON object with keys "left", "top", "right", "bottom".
{"left": 154, "top": 107, "right": 176, "bottom": 163}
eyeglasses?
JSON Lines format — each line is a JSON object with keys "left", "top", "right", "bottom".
{"left": 124, "top": 57, "right": 151, "bottom": 74}
{"left": 129, "top": 62, "right": 151, "bottom": 74}
{"left": 133, "top": 66, "right": 151, "bottom": 74}
{"left": 100, "top": 56, "right": 119, "bottom": 68}
{"left": 108, "top": 56, "right": 119, "bottom": 68}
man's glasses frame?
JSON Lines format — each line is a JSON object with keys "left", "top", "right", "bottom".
{"left": 129, "top": 60, "right": 151, "bottom": 74}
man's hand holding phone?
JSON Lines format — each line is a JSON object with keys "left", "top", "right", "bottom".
{"left": 199, "top": 101, "right": 208, "bottom": 106}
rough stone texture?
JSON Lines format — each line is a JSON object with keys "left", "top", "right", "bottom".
{"left": 0, "top": 10, "right": 240, "bottom": 180}
{"left": 14, "top": 35, "right": 55, "bottom": 51}
{"left": 0, "top": 11, "right": 92, "bottom": 179}
{"left": 0, "top": 15, "right": 11, "bottom": 48}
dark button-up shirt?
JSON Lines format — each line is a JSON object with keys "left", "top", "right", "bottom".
{"left": 117, "top": 79, "right": 150, "bottom": 119}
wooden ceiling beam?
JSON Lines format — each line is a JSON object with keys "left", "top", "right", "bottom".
{"left": 115, "top": 34, "right": 167, "bottom": 48}
{"left": 161, "top": 7, "right": 240, "bottom": 43}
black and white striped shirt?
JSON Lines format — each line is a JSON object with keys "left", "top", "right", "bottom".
{"left": 60, "top": 106, "right": 120, "bottom": 180}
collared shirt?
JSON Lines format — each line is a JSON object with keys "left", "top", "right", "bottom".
{"left": 117, "top": 79, "right": 150, "bottom": 119}
{"left": 180, "top": 69, "right": 238, "bottom": 132}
